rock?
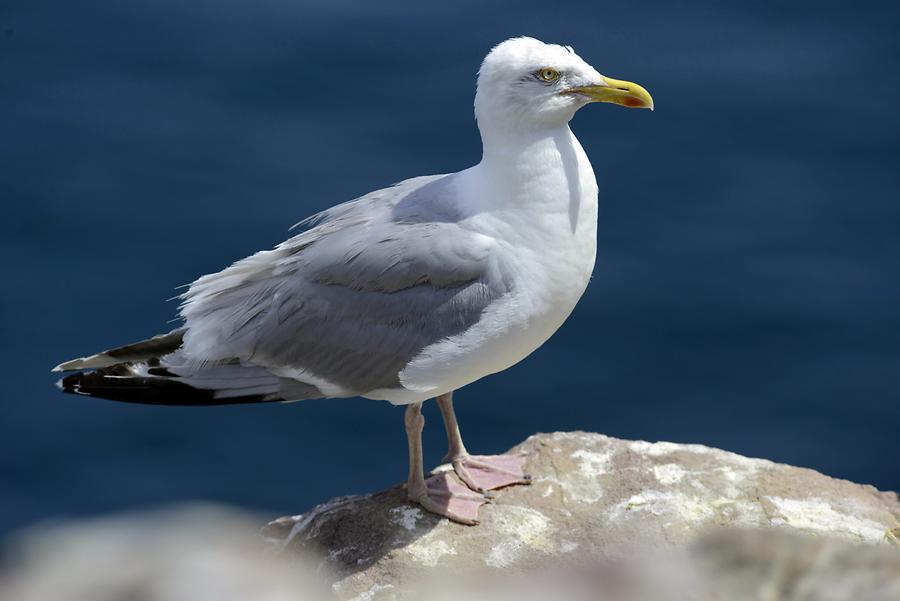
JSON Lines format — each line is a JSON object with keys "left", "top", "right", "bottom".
{"left": 3, "top": 501, "right": 897, "bottom": 601}
{"left": 0, "top": 504, "right": 329, "bottom": 601}
{"left": 265, "top": 432, "right": 900, "bottom": 600}
{"left": 1, "top": 435, "right": 896, "bottom": 601}
{"left": 694, "top": 528, "right": 900, "bottom": 601}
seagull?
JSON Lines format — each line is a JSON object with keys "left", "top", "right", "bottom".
{"left": 54, "top": 37, "right": 653, "bottom": 524}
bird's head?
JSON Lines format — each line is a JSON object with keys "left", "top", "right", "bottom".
{"left": 475, "top": 37, "right": 653, "bottom": 131}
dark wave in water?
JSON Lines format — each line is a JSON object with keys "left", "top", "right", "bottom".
{"left": 1, "top": 0, "right": 898, "bottom": 534}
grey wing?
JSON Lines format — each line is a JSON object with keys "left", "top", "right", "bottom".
{"left": 178, "top": 175, "right": 508, "bottom": 398}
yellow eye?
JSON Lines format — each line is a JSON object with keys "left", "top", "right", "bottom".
{"left": 537, "top": 67, "right": 559, "bottom": 82}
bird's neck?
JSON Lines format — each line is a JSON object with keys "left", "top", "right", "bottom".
{"left": 478, "top": 120, "right": 572, "bottom": 166}
{"left": 469, "top": 123, "right": 596, "bottom": 215}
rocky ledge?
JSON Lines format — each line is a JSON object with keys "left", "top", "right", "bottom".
{"left": 265, "top": 432, "right": 900, "bottom": 600}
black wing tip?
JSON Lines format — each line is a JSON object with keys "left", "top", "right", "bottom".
{"left": 58, "top": 369, "right": 276, "bottom": 406}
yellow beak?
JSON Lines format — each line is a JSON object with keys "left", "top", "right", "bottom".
{"left": 564, "top": 76, "right": 654, "bottom": 110}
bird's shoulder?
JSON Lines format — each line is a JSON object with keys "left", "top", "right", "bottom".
{"left": 279, "top": 172, "right": 500, "bottom": 292}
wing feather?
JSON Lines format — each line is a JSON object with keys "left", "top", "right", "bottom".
{"left": 178, "top": 174, "right": 508, "bottom": 397}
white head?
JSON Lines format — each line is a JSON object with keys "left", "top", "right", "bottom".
{"left": 474, "top": 37, "right": 653, "bottom": 132}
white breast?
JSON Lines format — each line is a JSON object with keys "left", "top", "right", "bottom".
{"left": 370, "top": 125, "right": 599, "bottom": 405}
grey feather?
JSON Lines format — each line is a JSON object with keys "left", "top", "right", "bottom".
{"left": 158, "top": 355, "right": 323, "bottom": 400}
{"left": 178, "top": 174, "right": 510, "bottom": 397}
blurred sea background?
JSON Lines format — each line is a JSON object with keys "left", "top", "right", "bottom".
{"left": 1, "top": 0, "right": 898, "bottom": 536}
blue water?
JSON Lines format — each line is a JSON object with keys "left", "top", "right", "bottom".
{"left": 2, "top": 0, "right": 898, "bottom": 535}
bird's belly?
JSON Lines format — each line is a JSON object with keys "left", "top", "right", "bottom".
{"left": 475, "top": 284, "right": 587, "bottom": 373}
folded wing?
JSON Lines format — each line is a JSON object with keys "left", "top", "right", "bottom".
{"left": 178, "top": 174, "right": 509, "bottom": 399}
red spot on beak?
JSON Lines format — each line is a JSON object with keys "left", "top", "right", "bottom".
{"left": 622, "top": 96, "right": 644, "bottom": 108}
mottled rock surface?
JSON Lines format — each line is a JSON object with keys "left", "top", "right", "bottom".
{"left": 265, "top": 432, "right": 900, "bottom": 600}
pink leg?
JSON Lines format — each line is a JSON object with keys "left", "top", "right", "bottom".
{"left": 404, "top": 402, "right": 488, "bottom": 525}
{"left": 436, "top": 392, "right": 531, "bottom": 492}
